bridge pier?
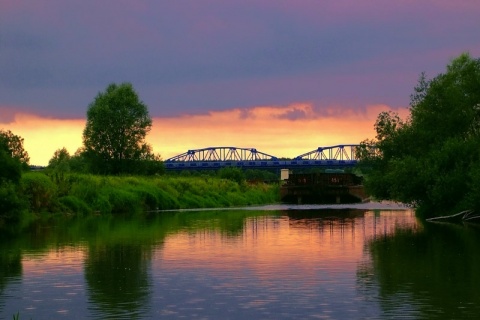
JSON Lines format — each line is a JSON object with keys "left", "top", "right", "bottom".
{"left": 280, "top": 172, "right": 367, "bottom": 204}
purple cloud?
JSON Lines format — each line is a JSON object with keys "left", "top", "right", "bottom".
{"left": 1, "top": 0, "right": 479, "bottom": 119}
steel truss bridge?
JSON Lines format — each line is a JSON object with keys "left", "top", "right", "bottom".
{"left": 165, "top": 145, "right": 360, "bottom": 170}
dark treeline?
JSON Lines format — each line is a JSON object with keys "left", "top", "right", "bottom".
{"left": 357, "top": 53, "right": 480, "bottom": 218}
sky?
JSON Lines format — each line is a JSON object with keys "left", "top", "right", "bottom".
{"left": 1, "top": 0, "right": 480, "bottom": 165}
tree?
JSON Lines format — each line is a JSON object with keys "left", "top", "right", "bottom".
{"left": 0, "top": 140, "right": 22, "bottom": 184}
{"left": 218, "top": 167, "right": 245, "bottom": 185}
{"left": 0, "top": 129, "right": 30, "bottom": 168}
{"left": 0, "top": 130, "right": 26, "bottom": 220}
{"left": 358, "top": 53, "right": 480, "bottom": 218}
{"left": 48, "top": 147, "right": 71, "bottom": 172}
{"left": 69, "top": 147, "right": 90, "bottom": 173}
{"left": 82, "top": 83, "right": 162, "bottom": 174}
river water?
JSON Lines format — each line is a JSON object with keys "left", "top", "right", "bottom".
{"left": 1, "top": 203, "right": 480, "bottom": 319}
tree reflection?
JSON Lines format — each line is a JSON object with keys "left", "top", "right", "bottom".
{"left": 85, "top": 243, "right": 152, "bottom": 318}
{"left": 366, "top": 222, "right": 480, "bottom": 318}
{"left": 0, "top": 247, "right": 22, "bottom": 312}
{"left": 174, "top": 210, "right": 258, "bottom": 236}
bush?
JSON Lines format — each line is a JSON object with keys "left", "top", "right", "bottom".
{"left": 0, "top": 181, "right": 25, "bottom": 221}
{"left": 218, "top": 167, "right": 245, "bottom": 184}
{"left": 59, "top": 196, "right": 91, "bottom": 215}
{"left": 20, "top": 172, "right": 57, "bottom": 212}
{"left": 103, "top": 187, "right": 141, "bottom": 214}
{"left": 156, "top": 188, "right": 179, "bottom": 210}
{"left": 0, "top": 149, "right": 22, "bottom": 183}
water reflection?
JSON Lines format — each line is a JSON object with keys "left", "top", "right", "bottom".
{"left": 85, "top": 243, "right": 152, "bottom": 319}
{"left": 366, "top": 221, "right": 480, "bottom": 319}
{"left": 0, "top": 246, "right": 22, "bottom": 312}
{"left": 152, "top": 209, "right": 418, "bottom": 319}
{"left": 4, "top": 207, "right": 480, "bottom": 319}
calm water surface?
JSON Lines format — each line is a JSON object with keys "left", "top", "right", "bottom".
{"left": 1, "top": 204, "right": 480, "bottom": 319}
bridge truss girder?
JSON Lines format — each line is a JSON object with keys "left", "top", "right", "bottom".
{"left": 164, "top": 145, "right": 361, "bottom": 170}
{"left": 166, "top": 147, "right": 278, "bottom": 162}
{"left": 294, "top": 145, "right": 359, "bottom": 161}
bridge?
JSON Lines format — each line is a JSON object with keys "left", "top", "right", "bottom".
{"left": 164, "top": 145, "right": 360, "bottom": 170}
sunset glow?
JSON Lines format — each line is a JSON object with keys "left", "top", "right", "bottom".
{"left": 1, "top": 104, "right": 409, "bottom": 166}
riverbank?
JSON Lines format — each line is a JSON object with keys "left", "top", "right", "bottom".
{"left": 11, "top": 172, "right": 280, "bottom": 218}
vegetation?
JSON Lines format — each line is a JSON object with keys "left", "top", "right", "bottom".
{"left": 357, "top": 53, "right": 480, "bottom": 218}
{"left": 0, "top": 129, "right": 30, "bottom": 168}
{"left": 171, "top": 167, "right": 279, "bottom": 182}
{"left": 1, "top": 129, "right": 279, "bottom": 225}
{"left": 367, "top": 223, "right": 480, "bottom": 318}
{"left": 82, "top": 82, "right": 163, "bottom": 175}
{"left": 10, "top": 171, "right": 279, "bottom": 217}
{"left": 0, "top": 130, "right": 28, "bottom": 222}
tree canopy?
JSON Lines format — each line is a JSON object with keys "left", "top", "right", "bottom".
{"left": 0, "top": 129, "right": 29, "bottom": 183}
{"left": 0, "top": 130, "right": 27, "bottom": 219}
{"left": 82, "top": 83, "right": 163, "bottom": 175}
{"left": 358, "top": 53, "right": 480, "bottom": 218}
{"left": 48, "top": 147, "right": 71, "bottom": 173}
{"left": 0, "top": 129, "right": 30, "bottom": 167}
{"left": 0, "top": 137, "right": 22, "bottom": 184}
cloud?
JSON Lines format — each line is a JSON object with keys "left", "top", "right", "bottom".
{"left": 276, "top": 105, "right": 310, "bottom": 121}
{"left": 0, "top": 106, "right": 18, "bottom": 124}
{"left": 1, "top": 1, "right": 479, "bottom": 119}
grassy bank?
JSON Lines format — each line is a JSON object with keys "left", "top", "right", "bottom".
{"left": 15, "top": 171, "right": 280, "bottom": 216}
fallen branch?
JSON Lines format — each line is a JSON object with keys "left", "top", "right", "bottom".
{"left": 426, "top": 209, "right": 474, "bottom": 223}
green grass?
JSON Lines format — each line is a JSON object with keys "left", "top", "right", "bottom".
{"left": 15, "top": 172, "right": 280, "bottom": 216}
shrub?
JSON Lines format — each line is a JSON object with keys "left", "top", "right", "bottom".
{"left": 218, "top": 167, "right": 245, "bottom": 184}
{"left": 103, "top": 187, "right": 141, "bottom": 214}
{"left": 59, "top": 196, "right": 91, "bottom": 215}
{"left": 0, "top": 181, "right": 25, "bottom": 221}
{"left": 20, "top": 172, "right": 57, "bottom": 212}
{"left": 92, "top": 193, "right": 113, "bottom": 214}
{"left": 129, "top": 186, "right": 159, "bottom": 211}
{"left": 156, "top": 189, "right": 179, "bottom": 210}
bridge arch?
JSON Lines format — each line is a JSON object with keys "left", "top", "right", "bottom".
{"left": 294, "top": 145, "right": 359, "bottom": 161}
{"left": 165, "top": 146, "right": 278, "bottom": 162}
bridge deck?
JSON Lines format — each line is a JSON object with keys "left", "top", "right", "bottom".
{"left": 165, "top": 159, "right": 357, "bottom": 170}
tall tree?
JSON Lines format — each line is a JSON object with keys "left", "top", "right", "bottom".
{"left": 0, "top": 129, "right": 30, "bottom": 167}
{"left": 0, "top": 139, "right": 22, "bottom": 184}
{"left": 358, "top": 53, "right": 480, "bottom": 218}
{"left": 48, "top": 147, "right": 71, "bottom": 172}
{"left": 0, "top": 130, "right": 26, "bottom": 220}
{"left": 82, "top": 83, "right": 159, "bottom": 174}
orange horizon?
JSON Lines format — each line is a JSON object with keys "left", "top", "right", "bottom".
{"left": 1, "top": 103, "right": 409, "bottom": 166}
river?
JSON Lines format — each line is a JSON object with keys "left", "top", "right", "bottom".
{"left": 1, "top": 203, "right": 480, "bottom": 319}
